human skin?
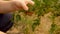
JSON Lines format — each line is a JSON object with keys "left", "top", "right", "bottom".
{"left": 0, "top": 31, "right": 6, "bottom": 34}
{"left": 0, "top": 0, "right": 34, "bottom": 13}
{"left": 0, "top": 0, "right": 34, "bottom": 34}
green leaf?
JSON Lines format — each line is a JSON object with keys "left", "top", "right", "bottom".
{"left": 43, "top": 0, "right": 52, "bottom": 6}
{"left": 32, "top": 24, "right": 37, "bottom": 31}
{"left": 32, "top": 18, "right": 40, "bottom": 31}
{"left": 16, "top": 14, "right": 21, "bottom": 22}
{"left": 50, "top": 23, "right": 57, "bottom": 34}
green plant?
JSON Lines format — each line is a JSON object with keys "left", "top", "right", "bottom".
{"left": 12, "top": 0, "right": 60, "bottom": 34}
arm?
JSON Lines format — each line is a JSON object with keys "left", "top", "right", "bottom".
{"left": 0, "top": 1, "right": 16, "bottom": 13}
{"left": 0, "top": 31, "right": 6, "bottom": 34}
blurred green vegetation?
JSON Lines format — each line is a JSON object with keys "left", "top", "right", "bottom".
{"left": 11, "top": 0, "right": 60, "bottom": 34}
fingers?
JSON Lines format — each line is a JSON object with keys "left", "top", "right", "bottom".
{"left": 21, "top": 0, "right": 34, "bottom": 11}
{"left": 13, "top": 0, "right": 34, "bottom": 11}
{"left": 22, "top": 0, "right": 34, "bottom": 11}
{"left": 21, "top": 2, "right": 28, "bottom": 11}
{"left": 28, "top": 0, "right": 34, "bottom": 5}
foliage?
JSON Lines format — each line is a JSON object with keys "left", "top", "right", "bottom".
{"left": 50, "top": 23, "right": 57, "bottom": 34}
{"left": 12, "top": 0, "right": 60, "bottom": 34}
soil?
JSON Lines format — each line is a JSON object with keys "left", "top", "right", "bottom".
{"left": 7, "top": 12, "right": 60, "bottom": 34}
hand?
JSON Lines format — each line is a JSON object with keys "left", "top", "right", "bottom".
{"left": 0, "top": 0, "right": 34, "bottom": 13}
{"left": 0, "top": 31, "right": 6, "bottom": 34}
{"left": 12, "top": 0, "right": 34, "bottom": 11}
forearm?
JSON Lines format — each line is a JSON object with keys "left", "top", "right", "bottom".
{"left": 0, "top": 1, "right": 16, "bottom": 13}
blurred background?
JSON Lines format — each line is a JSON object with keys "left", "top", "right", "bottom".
{"left": 7, "top": 0, "right": 60, "bottom": 34}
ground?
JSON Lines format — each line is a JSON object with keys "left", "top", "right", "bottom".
{"left": 7, "top": 12, "right": 60, "bottom": 34}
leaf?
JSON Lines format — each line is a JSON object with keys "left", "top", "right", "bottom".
{"left": 16, "top": 14, "right": 21, "bottom": 22}
{"left": 32, "top": 18, "right": 40, "bottom": 31}
{"left": 50, "top": 23, "right": 57, "bottom": 34}
{"left": 32, "top": 24, "right": 37, "bottom": 31}
{"left": 43, "top": 0, "right": 52, "bottom": 6}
